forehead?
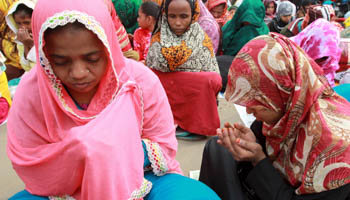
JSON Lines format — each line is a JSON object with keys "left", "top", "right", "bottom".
{"left": 44, "top": 24, "right": 105, "bottom": 54}
{"left": 168, "top": 0, "right": 192, "bottom": 12}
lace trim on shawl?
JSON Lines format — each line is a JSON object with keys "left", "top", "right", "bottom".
{"left": 129, "top": 178, "right": 152, "bottom": 200}
{"left": 38, "top": 10, "right": 120, "bottom": 120}
{"left": 142, "top": 138, "right": 169, "bottom": 176}
{"left": 49, "top": 195, "right": 75, "bottom": 200}
{"left": 48, "top": 178, "right": 152, "bottom": 200}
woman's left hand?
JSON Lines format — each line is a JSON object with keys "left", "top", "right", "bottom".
{"left": 217, "top": 123, "right": 266, "bottom": 166}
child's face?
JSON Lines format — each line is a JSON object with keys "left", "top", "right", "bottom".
{"left": 13, "top": 11, "right": 32, "bottom": 33}
{"left": 167, "top": 0, "right": 192, "bottom": 36}
{"left": 44, "top": 25, "right": 108, "bottom": 103}
{"left": 210, "top": 3, "right": 225, "bottom": 18}
{"left": 280, "top": 15, "right": 292, "bottom": 23}
{"left": 137, "top": 9, "right": 150, "bottom": 30}
{"left": 266, "top": 2, "right": 275, "bottom": 15}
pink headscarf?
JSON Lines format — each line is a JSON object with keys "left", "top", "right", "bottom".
{"left": 199, "top": 0, "right": 220, "bottom": 54}
{"left": 7, "top": 0, "right": 180, "bottom": 199}
{"left": 225, "top": 33, "right": 350, "bottom": 194}
{"left": 291, "top": 19, "right": 341, "bottom": 87}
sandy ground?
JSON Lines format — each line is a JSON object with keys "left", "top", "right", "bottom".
{"left": 0, "top": 98, "right": 243, "bottom": 199}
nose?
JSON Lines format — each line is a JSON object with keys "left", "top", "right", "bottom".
{"left": 175, "top": 18, "right": 182, "bottom": 27}
{"left": 246, "top": 107, "right": 253, "bottom": 114}
{"left": 70, "top": 61, "right": 89, "bottom": 80}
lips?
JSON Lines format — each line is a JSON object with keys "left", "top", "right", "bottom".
{"left": 72, "top": 82, "right": 91, "bottom": 90}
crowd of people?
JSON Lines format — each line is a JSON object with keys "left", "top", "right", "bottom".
{"left": 0, "top": 0, "right": 349, "bottom": 199}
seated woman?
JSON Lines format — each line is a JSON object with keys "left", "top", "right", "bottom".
{"left": 5, "top": 0, "right": 36, "bottom": 72}
{"left": 219, "top": 0, "right": 269, "bottom": 92}
{"left": 206, "top": 0, "right": 234, "bottom": 28}
{"left": 291, "top": 19, "right": 341, "bottom": 87}
{"left": 7, "top": 0, "right": 220, "bottom": 199}
{"left": 133, "top": 1, "right": 160, "bottom": 62}
{"left": 280, "top": 4, "right": 334, "bottom": 37}
{"left": 146, "top": 0, "right": 221, "bottom": 139}
{"left": 268, "top": 1, "right": 294, "bottom": 33}
{"left": 199, "top": 33, "right": 350, "bottom": 200}
{"left": 263, "top": 0, "right": 277, "bottom": 25}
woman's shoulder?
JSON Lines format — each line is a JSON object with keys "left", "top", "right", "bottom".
{"left": 124, "top": 59, "right": 160, "bottom": 87}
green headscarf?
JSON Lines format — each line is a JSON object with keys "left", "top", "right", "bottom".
{"left": 112, "top": 0, "right": 142, "bottom": 34}
{"left": 222, "top": 0, "right": 269, "bottom": 56}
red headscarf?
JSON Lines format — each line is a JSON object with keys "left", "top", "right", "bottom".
{"left": 225, "top": 33, "right": 350, "bottom": 194}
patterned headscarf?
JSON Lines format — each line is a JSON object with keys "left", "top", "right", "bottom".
{"left": 146, "top": 0, "right": 219, "bottom": 73}
{"left": 287, "top": 5, "right": 334, "bottom": 36}
{"left": 225, "top": 33, "right": 350, "bottom": 194}
{"left": 291, "top": 19, "right": 341, "bottom": 87}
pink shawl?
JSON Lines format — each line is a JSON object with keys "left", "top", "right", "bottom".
{"left": 291, "top": 19, "right": 341, "bottom": 87}
{"left": 225, "top": 33, "right": 350, "bottom": 194}
{"left": 7, "top": 0, "right": 181, "bottom": 199}
{"left": 199, "top": 0, "right": 220, "bottom": 54}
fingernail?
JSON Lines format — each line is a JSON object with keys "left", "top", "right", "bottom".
{"left": 236, "top": 138, "right": 240, "bottom": 144}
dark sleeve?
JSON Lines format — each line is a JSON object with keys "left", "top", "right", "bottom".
{"left": 279, "top": 27, "right": 294, "bottom": 38}
{"left": 245, "top": 158, "right": 295, "bottom": 200}
{"left": 246, "top": 158, "right": 350, "bottom": 200}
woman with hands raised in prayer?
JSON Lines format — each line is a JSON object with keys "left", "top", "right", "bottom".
{"left": 199, "top": 33, "right": 350, "bottom": 200}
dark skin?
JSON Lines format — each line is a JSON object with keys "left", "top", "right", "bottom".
{"left": 44, "top": 24, "right": 108, "bottom": 105}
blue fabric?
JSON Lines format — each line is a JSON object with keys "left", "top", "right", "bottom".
{"left": 144, "top": 171, "right": 220, "bottom": 200}
{"left": 142, "top": 140, "right": 151, "bottom": 168}
{"left": 10, "top": 173, "right": 219, "bottom": 200}
{"left": 8, "top": 190, "right": 48, "bottom": 200}
{"left": 334, "top": 84, "right": 350, "bottom": 102}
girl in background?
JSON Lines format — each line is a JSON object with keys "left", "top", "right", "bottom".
{"left": 134, "top": 1, "right": 160, "bottom": 62}
{"left": 206, "top": 0, "right": 233, "bottom": 27}
{"left": 263, "top": 0, "right": 277, "bottom": 24}
{"left": 6, "top": 0, "right": 36, "bottom": 72}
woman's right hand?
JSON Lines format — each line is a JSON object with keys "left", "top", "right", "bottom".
{"left": 217, "top": 122, "right": 266, "bottom": 166}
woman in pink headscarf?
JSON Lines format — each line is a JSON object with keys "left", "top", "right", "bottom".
{"left": 6, "top": 0, "right": 220, "bottom": 199}
{"left": 291, "top": 18, "right": 341, "bottom": 87}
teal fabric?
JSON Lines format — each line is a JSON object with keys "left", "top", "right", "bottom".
{"left": 10, "top": 172, "right": 220, "bottom": 200}
{"left": 221, "top": 0, "right": 269, "bottom": 56}
{"left": 334, "top": 84, "right": 350, "bottom": 102}
{"left": 142, "top": 140, "right": 151, "bottom": 168}
{"left": 144, "top": 171, "right": 220, "bottom": 200}
{"left": 9, "top": 190, "right": 48, "bottom": 200}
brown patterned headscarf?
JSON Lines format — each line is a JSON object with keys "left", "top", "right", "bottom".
{"left": 146, "top": 0, "right": 219, "bottom": 73}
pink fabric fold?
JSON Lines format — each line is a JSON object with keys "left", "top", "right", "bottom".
{"left": 291, "top": 19, "right": 341, "bottom": 87}
{"left": 7, "top": 0, "right": 180, "bottom": 199}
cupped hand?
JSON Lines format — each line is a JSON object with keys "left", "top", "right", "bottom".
{"left": 217, "top": 122, "right": 266, "bottom": 166}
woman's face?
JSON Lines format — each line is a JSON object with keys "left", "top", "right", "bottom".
{"left": 44, "top": 24, "right": 108, "bottom": 103}
{"left": 266, "top": 2, "right": 275, "bottom": 15}
{"left": 137, "top": 9, "right": 150, "bottom": 30}
{"left": 280, "top": 15, "right": 292, "bottom": 23}
{"left": 210, "top": 3, "right": 225, "bottom": 19}
{"left": 246, "top": 105, "right": 283, "bottom": 125}
{"left": 167, "top": 0, "right": 192, "bottom": 36}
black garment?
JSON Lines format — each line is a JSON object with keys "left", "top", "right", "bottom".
{"left": 199, "top": 121, "right": 350, "bottom": 200}
{"left": 268, "top": 17, "right": 288, "bottom": 33}
{"left": 216, "top": 55, "right": 234, "bottom": 93}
